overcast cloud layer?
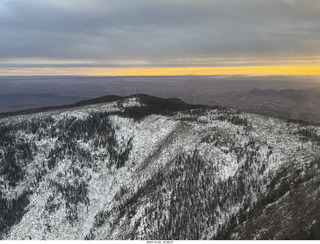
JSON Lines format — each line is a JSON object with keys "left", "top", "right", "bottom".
{"left": 1, "top": 0, "right": 320, "bottom": 69}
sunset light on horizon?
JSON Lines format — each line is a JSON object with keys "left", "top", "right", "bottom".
{"left": 86, "top": 65, "right": 320, "bottom": 77}
{"left": 1, "top": 0, "right": 320, "bottom": 77}
{"left": 2, "top": 65, "right": 320, "bottom": 77}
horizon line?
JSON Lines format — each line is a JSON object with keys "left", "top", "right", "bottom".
{"left": 1, "top": 65, "right": 320, "bottom": 77}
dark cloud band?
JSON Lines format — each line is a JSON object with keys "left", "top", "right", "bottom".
{"left": 1, "top": 0, "right": 319, "bottom": 69}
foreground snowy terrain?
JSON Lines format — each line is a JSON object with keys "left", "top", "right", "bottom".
{"left": 0, "top": 94, "right": 319, "bottom": 240}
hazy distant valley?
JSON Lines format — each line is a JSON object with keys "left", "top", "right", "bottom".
{"left": 1, "top": 76, "right": 320, "bottom": 123}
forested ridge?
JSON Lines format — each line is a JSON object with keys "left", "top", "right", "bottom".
{"left": 0, "top": 94, "right": 319, "bottom": 240}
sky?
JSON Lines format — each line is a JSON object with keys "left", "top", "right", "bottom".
{"left": 1, "top": 0, "right": 320, "bottom": 76}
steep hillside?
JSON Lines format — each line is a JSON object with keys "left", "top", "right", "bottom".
{"left": 0, "top": 94, "right": 319, "bottom": 240}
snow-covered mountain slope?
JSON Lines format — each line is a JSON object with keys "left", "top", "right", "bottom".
{"left": 0, "top": 94, "right": 319, "bottom": 240}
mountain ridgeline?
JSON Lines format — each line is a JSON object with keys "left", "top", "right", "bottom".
{"left": 0, "top": 94, "right": 320, "bottom": 240}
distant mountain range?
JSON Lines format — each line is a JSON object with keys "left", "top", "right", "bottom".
{"left": 2, "top": 76, "right": 320, "bottom": 124}
{"left": 0, "top": 94, "right": 319, "bottom": 240}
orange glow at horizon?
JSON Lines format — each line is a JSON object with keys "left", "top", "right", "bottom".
{"left": 90, "top": 66, "right": 320, "bottom": 76}
{"left": 2, "top": 65, "right": 320, "bottom": 76}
